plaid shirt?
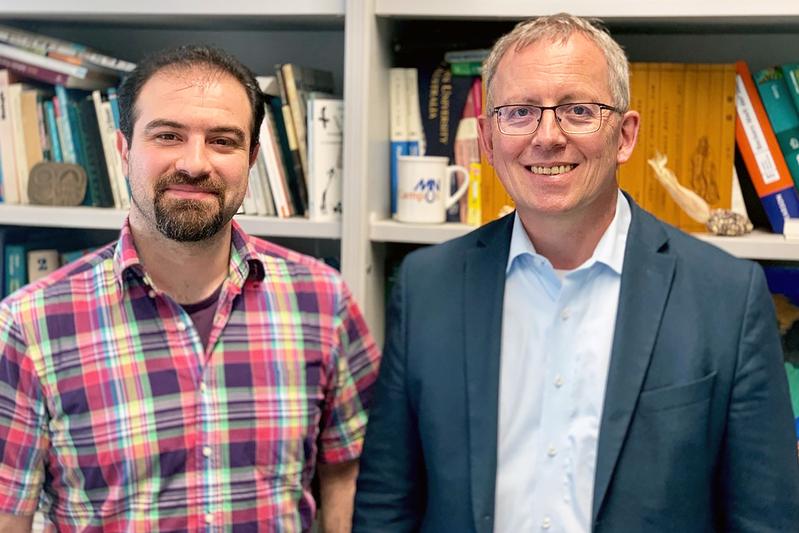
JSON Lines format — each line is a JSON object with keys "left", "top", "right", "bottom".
{"left": 0, "top": 220, "right": 380, "bottom": 531}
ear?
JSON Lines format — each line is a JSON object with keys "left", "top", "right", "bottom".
{"left": 249, "top": 142, "right": 260, "bottom": 169}
{"left": 616, "top": 110, "right": 640, "bottom": 165}
{"left": 116, "top": 130, "right": 130, "bottom": 176}
{"left": 477, "top": 114, "right": 495, "bottom": 166}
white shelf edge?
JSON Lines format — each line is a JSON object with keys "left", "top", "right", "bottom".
{"left": 375, "top": 1, "right": 799, "bottom": 19}
{"left": 370, "top": 219, "right": 799, "bottom": 260}
{"left": 0, "top": 205, "right": 340, "bottom": 239}
{"left": 0, "top": 1, "right": 345, "bottom": 18}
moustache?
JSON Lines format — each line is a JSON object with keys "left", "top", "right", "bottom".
{"left": 154, "top": 172, "right": 225, "bottom": 197}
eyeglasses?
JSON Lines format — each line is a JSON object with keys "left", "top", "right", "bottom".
{"left": 491, "top": 102, "right": 621, "bottom": 135}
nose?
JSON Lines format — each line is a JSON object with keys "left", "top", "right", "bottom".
{"left": 175, "top": 137, "right": 213, "bottom": 177}
{"left": 532, "top": 108, "right": 566, "bottom": 148}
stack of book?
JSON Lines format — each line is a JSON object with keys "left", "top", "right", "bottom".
{"left": 0, "top": 24, "right": 134, "bottom": 209}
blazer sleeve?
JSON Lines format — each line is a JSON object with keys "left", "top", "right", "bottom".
{"left": 353, "top": 260, "right": 426, "bottom": 532}
{"left": 718, "top": 263, "right": 799, "bottom": 530}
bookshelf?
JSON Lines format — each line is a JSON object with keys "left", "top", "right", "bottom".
{"left": 2, "top": 1, "right": 799, "bottom": 346}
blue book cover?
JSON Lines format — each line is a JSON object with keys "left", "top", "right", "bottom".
{"left": 4, "top": 243, "right": 27, "bottom": 297}
{"left": 44, "top": 100, "right": 63, "bottom": 162}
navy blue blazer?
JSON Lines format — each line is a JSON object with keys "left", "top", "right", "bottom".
{"left": 354, "top": 200, "right": 799, "bottom": 532}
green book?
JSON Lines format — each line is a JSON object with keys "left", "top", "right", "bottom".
{"left": 754, "top": 67, "right": 799, "bottom": 189}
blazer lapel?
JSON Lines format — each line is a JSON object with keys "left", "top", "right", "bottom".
{"left": 463, "top": 214, "right": 513, "bottom": 533}
{"left": 592, "top": 203, "right": 676, "bottom": 524}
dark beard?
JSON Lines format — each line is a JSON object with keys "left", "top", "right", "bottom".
{"left": 151, "top": 172, "right": 228, "bottom": 242}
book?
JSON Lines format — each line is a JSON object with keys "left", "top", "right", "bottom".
{"left": 754, "top": 67, "right": 799, "bottom": 190}
{"left": 416, "top": 59, "right": 473, "bottom": 160}
{"left": 0, "top": 69, "right": 20, "bottom": 203}
{"left": 405, "top": 68, "right": 425, "bottom": 156}
{"left": 26, "top": 248, "right": 60, "bottom": 283}
{"left": 618, "top": 63, "right": 647, "bottom": 206}
{"left": 19, "top": 87, "right": 47, "bottom": 204}
{"left": 306, "top": 96, "right": 343, "bottom": 221}
{"left": 0, "top": 42, "right": 116, "bottom": 90}
{"left": 454, "top": 81, "right": 481, "bottom": 224}
{"left": 0, "top": 24, "right": 136, "bottom": 75}
{"left": 4, "top": 243, "right": 26, "bottom": 296}
{"left": 389, "top": 68, "right": 409, "bottom": 215}
{"left": 734, "top": 60, "right": 799, "bottom": 234}
{"left": 91, "top": 90, "right": 123, "bottom": 208}
{"left": 780, "top": 63, "right": 799, "bottom": 114}
{"left": 72, "top": 95, "right": 114, "bottom": 207}
{"left": 43, "top": 99, "right": 62, "bottom": 163}
{"left": 278, "top": 63, "right": 335, "bottom": 181}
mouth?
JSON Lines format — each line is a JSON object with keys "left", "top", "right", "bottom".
{"left": 527, "top": 164, "right": 576, "bottom": 176}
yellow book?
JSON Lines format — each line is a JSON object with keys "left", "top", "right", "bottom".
{"left": 679, "top": 63, "right": 701, "bottom": 231}
{"left": 654, "top": 62, "right": 686, "bottom": 227}
{"left": 718, "top": 63, "right": 737, "bottom": 213}
{"left": 619, "top": 62, "right": 648, "bottom": 205}
{"left": 642, "top": 62, "right": 662, "bottom": 219}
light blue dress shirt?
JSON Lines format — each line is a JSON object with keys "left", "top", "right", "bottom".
{"left": 494, "top": 191, "right": 631, "bottom": 533}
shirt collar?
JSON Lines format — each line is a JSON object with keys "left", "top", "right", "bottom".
{"left": 506, "top": 190, "right": 631, "bottom": 275}
{"left": 113, "top": 218, "right": 266, "bottom": 288}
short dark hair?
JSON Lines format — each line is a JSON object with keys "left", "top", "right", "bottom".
{"left": 118, "top": 44, "right": 264, "bottom": 155}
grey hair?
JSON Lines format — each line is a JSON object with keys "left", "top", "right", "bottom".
{"left": 483, "top": 13, "right": 630, "bottom": 113}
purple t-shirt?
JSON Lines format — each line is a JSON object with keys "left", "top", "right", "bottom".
{"left": 181, "top": 284, "right": 223, "bottom": 350}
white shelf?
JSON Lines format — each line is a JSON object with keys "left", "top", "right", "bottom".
{"left": 375, "top": 0, "right": 799, "bottom": 19}
{"left": 370, "top": 218, "right": 474, "bottom": 244}
{"left": 0, "top": 205, "right": 340, "bottom": 239}
{"left": 370, "top": 219, "right": 799, "bottom": 261}
{"left": 0, "top": 1, "right": 345, "bottom": 18}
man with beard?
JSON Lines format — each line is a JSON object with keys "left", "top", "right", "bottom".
{"left": 0, "top": 45, "right": 379, "bottom": 532}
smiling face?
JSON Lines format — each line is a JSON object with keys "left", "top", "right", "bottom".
{"left": 118, "top": 66, "right": 257, "bottom": 242}
{"left": 478, "top": 32, "right": 638, "bottom": 228}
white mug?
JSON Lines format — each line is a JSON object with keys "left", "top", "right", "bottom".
{"left": 395, "top": 155, "right": 470, "bottom": 224}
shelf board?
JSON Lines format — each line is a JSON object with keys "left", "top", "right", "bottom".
{"left": 0, "top": 1, "right": 345, "bottom": 27}
{"left": 0, "top": 205, "right": 340, "bottom": 239}
{"left": 370, "top": 219, "right": 799, "bottom": 260}
{"left": 375, "top": 1, "right": 799, "bottom": 20}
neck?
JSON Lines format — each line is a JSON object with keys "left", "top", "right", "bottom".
{"left": 130, "top": 214, "right": 232, "bottom": 305}
{"left": 519, "top": 192, "right": 618, "bottom": 270}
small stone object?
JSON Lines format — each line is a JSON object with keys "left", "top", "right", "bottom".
{"left": 705, "top": 209, "right": 754, "bottom": 236}
{"left": 28, "top": 162, "right": 88, "bottom": 206}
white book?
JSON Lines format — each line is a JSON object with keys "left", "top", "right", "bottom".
{"left": 247, "top": 157, "right": 268, "bottom": 216}
{"left": 255, "top": 151, "right": 276, "bottom": 217}
{"left": 0, "top": 42, "right": 88, "bottom": 78}
{"left": 0, "top": 70, "right": 20, "bottom": 203}
{"left": 8, "top": 83, "right": 28, "bottom": 204}
{"left": 404, "top": 68, "right": 425, "bottom": 155}
{"left": 241, "top": 168, "right": 258, "bottom": 215}
{"left": 101, "top": 101, "right": 129, "bottom": 209}
{"left": 306, "top": 96, "right": 343, "bottom": 221}
{"left": 92, "top": 91, "right": 122, "bottom": 208}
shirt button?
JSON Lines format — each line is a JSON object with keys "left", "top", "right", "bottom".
{"left": 147, "top": 289, "right": 156, "bottom": 298}
{"left": 547, "top": 446, "right": 557, "bottom": 457}
{"left": 541, "top": 516, "right": 551, "bottom": 529}
{"left": 200, "top": 382, "right": 207, "bottom": 393}
{"left": 205, "top": 513, "right": 213, "bottom": 525}
{"left": 176, "top": 321, "right": 187, "bottom": 332}
{"left": 202, "top": 446, "right": 212, "bottom": 458}
{"left": 560, "top": 308, "right": 570, "bottom": 321}
{"left": 554, "top": 375, "right": 564, "bottom": 388}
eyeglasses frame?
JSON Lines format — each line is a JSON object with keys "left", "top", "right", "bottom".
{"left": 490, "top": 102, "right": 622, "bottom": 136}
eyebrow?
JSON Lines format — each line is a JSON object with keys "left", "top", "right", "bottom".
{"left": 143, "top": 119, "right": 246, "bottom": 144}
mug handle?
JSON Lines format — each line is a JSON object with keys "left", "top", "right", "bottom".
{"left": 444, "top": 165, "right": 470, "bottom": 210}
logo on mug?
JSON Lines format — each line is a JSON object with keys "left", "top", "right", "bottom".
{"left": 413, "top": 178, "right": 440, "bottom": 203}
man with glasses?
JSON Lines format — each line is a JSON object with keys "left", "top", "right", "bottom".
{"left": 354, "top": 13, "right": 799, "bottom": 532}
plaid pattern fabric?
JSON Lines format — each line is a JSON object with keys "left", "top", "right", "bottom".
{"left": 0, "top": 220, "right": 380, "bottom": 531}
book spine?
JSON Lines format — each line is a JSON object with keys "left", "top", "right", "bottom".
{"left": 779, "top": 63, "right": 799, "bottom": 114}
{"left": 389, "top": 68, "right": 409, "bottom": 215}
{"left": 0, "top": 24, "right": 136, "bottom": 74}
{"left": 754, "top": 67, "right": 799, "bottom": 190}
{"left": 43, "top": 100, "right": 62, "bottom": 162}
{"left": 8, "top": 84, "right": 29, "bottom": 204}
{"left": 0, "top": 42, "right": 87, "bottom": 78}
{"left": 0, "top": 70, "right": 20, "bottom": 203}
{"left": 4, "top": 243, "right": 27, "bottom": 296}
{"left": 91, "top": 90, "right": 122, "bottom": 208}
{"left": 74, "top": 97, "right": 114, "bottom": 207}
{"left": 53, "top": 93, "right": 76, "bottom": 164}
{"left": 734, "top": 61, "right": 799, "bottom": 233}
{"left": 26, "top": 248, "right": 60, "bottom": 283}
